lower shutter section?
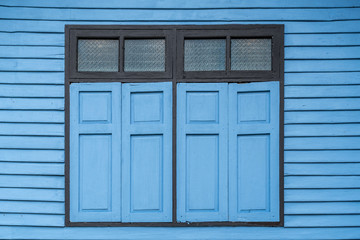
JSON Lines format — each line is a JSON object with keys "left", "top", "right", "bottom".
{"left": 122, "top": 82, "right": 173, "bottom": 222}
{"left": 177, "top": 83, "right": 228, "bottom": 222}
{"left": 70, "top": 83, "right": 121, "bottom": 222}
{"left": 229, "top": 81, "right": 280, "bottom": 222}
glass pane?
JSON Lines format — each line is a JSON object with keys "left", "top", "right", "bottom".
{"left": 184, "top": 39, "right": 226, "bottom": 71}
{"left": 78, "top": 39, "right": 119, "bottom": 72}
{"left": 231, "top": 38, "right": 271, "bottom": 71}
{"left": 124, "top": 39, "right": 165, "bottom": 72}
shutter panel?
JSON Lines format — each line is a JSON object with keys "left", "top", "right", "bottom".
{"left": 229, "top": 81, "right": 280, "bottom": 222}
{"left": 70, "top": 83, "right": 121, "bottom": 222}
{"left": 177, "top": 83, "right": 228, "bottom": 222}
{"left": 122, "top": 82, "right": 172, "bottom": 222}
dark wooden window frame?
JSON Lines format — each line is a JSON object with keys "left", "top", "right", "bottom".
{"left": 65, "top": 24, "right": 284, "bottom": 227}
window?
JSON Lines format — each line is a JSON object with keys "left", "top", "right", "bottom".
{"left": 65, "top": 25, "right": 284, "bottom": 227}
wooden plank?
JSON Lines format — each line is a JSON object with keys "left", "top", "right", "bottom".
{"left": 0, "top": 111, "right": 64, "bottom": 123}
{"left": 285, "top": 98, "right": 360, "bottom": 111}
{"left": 285, "top": 202, "right": 360, "bottom": 215}
{"left": 1, "top": 226, "right": 360, "bottom": 240}
{"left": 285, "top": 163, "right": 360, "bottom": 176}
{"left": 285, "top": 137, "right": 360, "bottom": 150}
{"left": 0, "top": 33, "right": 63, "bottom": 46}
{"left": 0, "top": 85, "right": 63, "bottom": 98}
{"left": 0, "top": 123, "right": 64, "bottom": 136}
{"left": 0, "top": 59, "right": 63, "bottom": 71}
{"left": 0, "top": 213, "right": 64, "bottom": 227}
{"left": 0, "top": 188, "right": 64, "bottom": 202}
{"left": 0, "top": 162, "right": 63, "bottom": 175}
{"left": 0, "top": 72, "right": 64, "bottom": 84}
{"left": 0, "top": 46, "right": 63, "bottom": 59}
{"left": 0, "top": 136, "right": 63, "bottom": 149}
{"left": 1, "top": 19, "right": 360, "bottom": 34}
{"left": 285, "top": 72, "right": 360, "bottom": 85}
{"left": 285, "top": 176, "right": 360, "bottom": 189}
{"left": 285, "top": 215, "right": 360, "bottom": 227}
{"left": 285, "top": 111, "right": 360, "bottom": 124}
{"left": 0, "top": 149, "right": 64, "bottom": 162}
{"left": 0, "top": 98, "right": 64, "bottom": 110}
{"left": 285, "top": 60, "right": 360, "bottom": 72}
{"left": 285, "top": 150, "right": 360, "bottom": 163}
{"left": 285, "top": 124, "right": 360, "bottom": 137}
{"left": 285, "top": 86, "right": 360, "bottom": 98}
{"left": 0, "top": 200, "right": 64, "bottom": 214}
{"left": 285, "top": 189, "right": 360, "bottom": 202}
{"left": 285, "top": 46, "right": 360, "bottom": 59}
{"left": 285, "top": 33, "right": 360, "bottom": 46}
{"left": 1, "top": 7, "right": 359, "bottom": 21}
{"left": 2, "top": 0, "right": 360, "bottom": 8}
{"left": 0, "top": 175, "right": 64, "bottom": 189}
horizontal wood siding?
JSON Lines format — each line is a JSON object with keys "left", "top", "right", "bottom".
{"left": 0, "top": 0, "right": 359, "bottom": 238}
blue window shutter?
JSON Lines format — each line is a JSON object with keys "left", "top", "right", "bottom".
{"left": 229, "top": 81, "right": 280, "bottom": 222}
{"left": 177, "top": 83, "right": 228, "bottom": 222}
{"left": 70, "top": 83, "right": 121, "bottom": 222}
{"left": 121, "top": 82, "right": 172, "bottom": 222}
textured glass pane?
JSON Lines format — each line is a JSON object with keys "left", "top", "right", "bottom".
{"left": 231, "top": 39, "right": 271, "bottom": 71}
{"left": 124, "top": 39, "right": 165, "bottom": 72}
{"left": 184, "top": 39, "right": 226, "bottom": 71}
{"left": 78, "top": 40, "right": 119, "bottom": 72}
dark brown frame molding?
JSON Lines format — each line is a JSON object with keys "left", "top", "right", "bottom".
{"left": 65, "top": 24, "right": 284, "bottom": 227}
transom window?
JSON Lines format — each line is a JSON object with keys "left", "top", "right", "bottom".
{"left": 65, "top": 25, "right": 284, "bottom": 227}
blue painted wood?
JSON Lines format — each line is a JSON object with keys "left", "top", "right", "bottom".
{"left": 285, "top": 98, "right": 360, "bottom": 111}
{"left": 285, "top": 163, "right": 360, "bottom": 176}
{"left": 285, "top": 189, "right": 360, "bottom": 202}
{"left": 285, "top": 124, "right": 360, "bottom": 136}
{"left": 0, "top": 188, "right": 64, "bottom": 202}
{"left": 229, "top": 81, "right": 279, "bottom": 222}
{"left": 0, "top": 213, "right": 64, "bottom": 227}
{"left": 3, "top": 0, "right": 360, "bottom": 8}
{"left": 0, "top": 123, "right": 64, "bottom": 136}
{"left": 70, "top": 83, "right": 121, "bottom": 222}
{"left": 0, "top": 201, "right": 64, "bottom": 214}
{"left": 0, "top": 85, "right": 63, "bottom": 98}
{"left": 0, "top": 162, "right": 63, "bottom": 175}
{"left": 285, "top": 86, "right": 360, "bottom": 98}
{"left": 285, "top": 176, "right": 360, "bottom": 189}
{"left": 285, "top": 150, "right": 360, "bottom": 163}
{"left": 285, "top": 73, "right": 360, "bottom": 85}
{"left": 285, "top": 137, "right": 360, "bottom": 150}
{"left": 0, "top": 149, "right": 64, "bottom": 162}
{"left": 0, "top": 72, "right": 64, "bottom": 84}
{"left": 285, "top": 111, "right": 360, "bottom": 124}
{"left": 0, "top": 111, "right": 64, "bottom": 123}
{"left": 177, "top": 83, "right": 228, "bottom": 222}
{"left": 2, "top": 20, "right": 360, "bottom": 34}
{"left": 285, "top": 33, "right": 360, "bottom": 46}
{"left": 0, "top": 175, "right": 63, "bottom": 189}
{"left": 0, "top": 98, "right": 64, "bottom": 110}
{"left": 0, "top": 59, "right": 63, "bottom": 71}
{"left": 1, "top": 7, "right": 360, "bottom": 21}
{"left": 122, "top": 82, "right": 172, "bottom": 222}
{"left": 285, "top": 215, "right": 360, "bottom": 227}
{"left": 285, "top": 46, "right": 360, "bottom": 59}
{"left": 0, "top": 136, "right": 63, "bottom": 149}
{"left": 285, "top": 202, "right": 360, "bottom": 214}
{"left": 0, "top": 46, "right": 63, "bottom": 59}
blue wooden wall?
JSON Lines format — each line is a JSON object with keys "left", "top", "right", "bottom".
{"left": 0, "top": 0, "right": 359, "bottom": 239}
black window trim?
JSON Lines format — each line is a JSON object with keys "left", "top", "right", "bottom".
{"left": 65, "top": 24, "right": 284, "bottom": 227}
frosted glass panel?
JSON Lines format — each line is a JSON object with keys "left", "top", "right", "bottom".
{"left": 78, "top": 40, "right": 119, "bottom": 72}
{"left": 184, "top": 39, "right": 226, "bottom": 71}
{"left": 231, "top": 39, "right": 271, "bottom": 71}
{"left": 124, "top": 39, "right": 165, "bottom": 72}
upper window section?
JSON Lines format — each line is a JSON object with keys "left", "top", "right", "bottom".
{"left": 66, "top": 25, "right": 283, "bottom": 82}
{"left": 78, "top": 39, "right": 119, "bottom": 72}
{"left": 124, "top": 39, "right": 166, "bottom": 72}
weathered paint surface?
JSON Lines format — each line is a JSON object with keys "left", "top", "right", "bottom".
{"left": 0, "top": 0, "right": 359, "bottom": 239}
